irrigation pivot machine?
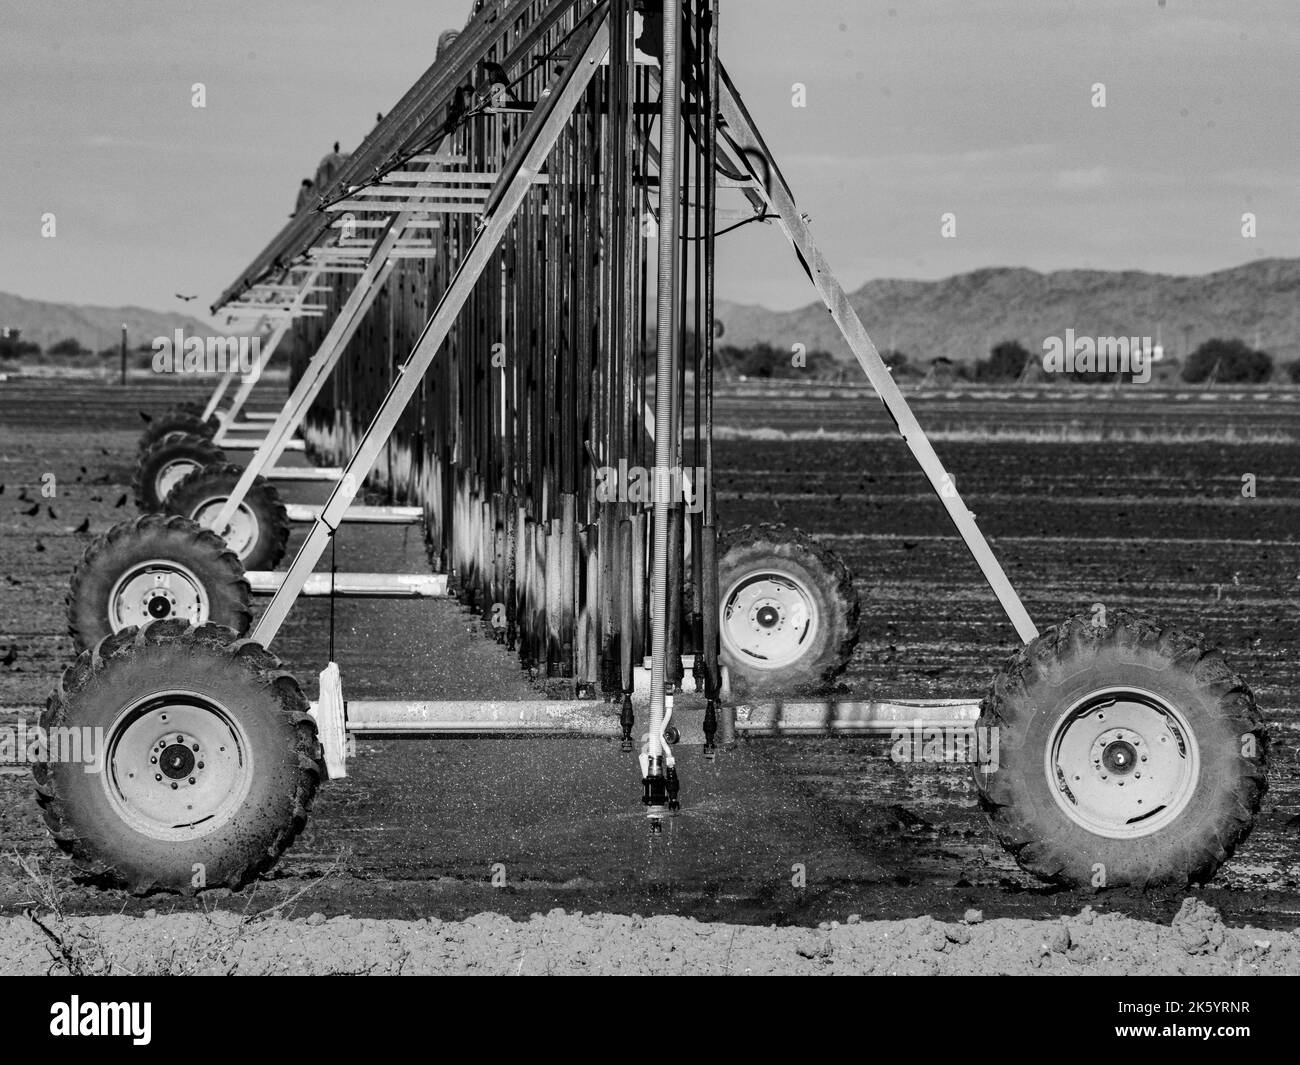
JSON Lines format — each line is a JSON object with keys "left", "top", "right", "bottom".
{"left": 47, "top": 0, "right": 1265, "bottom": 893}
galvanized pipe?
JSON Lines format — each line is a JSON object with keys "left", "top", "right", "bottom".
{"left": 646, "top": 0, "right": 683, "bottom": 772}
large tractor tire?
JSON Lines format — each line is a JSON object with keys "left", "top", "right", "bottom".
{"left": 35, "top": 621, "right": 322, "bottom": 894}
{"left": 134, "top": 432, "right": 226, "bottom": 512}
{"left": 717, "top": 523, "right": 859, "bottom": 692}
{"left": 974, "top": 610, "right": 1267, "bottom": 889}
{"left": 165, "top": 463, "right": 291, "bottom": 571}
{"left": 67, "top": 514, "right": 252, "bottom": 652}
{"left": 137, "top": 402, "right": 218, "bottom": 454}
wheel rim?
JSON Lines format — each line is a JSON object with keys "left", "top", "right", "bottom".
{"left": 104, "top": 691, "right": 254, "bottom": 842}
{"left": 109, "top": 560, "right": 210, "bottom": 630}
{"left": 720, "top": 568, "right": 818, "bottom": 670}
{"left": 156, "top": 458, "right": 200, "bottom": 501}
{"left": 1045, "top": 686, "right": 1200, "bottom": 839}
{"left": 190, "top": 496, "right": 260, "bottom": 560}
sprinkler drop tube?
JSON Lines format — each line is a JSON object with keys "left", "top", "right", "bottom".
{"left": 646, "top": 0, "right": 683, "bottom": 801}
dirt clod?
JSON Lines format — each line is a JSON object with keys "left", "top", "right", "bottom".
{"left": 1172, "top": 897, "right": 1226, "bottom": 956}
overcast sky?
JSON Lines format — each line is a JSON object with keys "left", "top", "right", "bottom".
{"left": 1, "top": 0, "right": 1295, "bottom": 317}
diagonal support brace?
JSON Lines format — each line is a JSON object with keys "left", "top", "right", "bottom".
{"left": 251, "top": 8, "right": 612, "bottom": 648}
{"left": 716, "top": 68, "right": 1039, "bottom": 645}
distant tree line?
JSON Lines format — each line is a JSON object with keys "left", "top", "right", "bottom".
{"left": 8, "top": 329, "right": 1300, "bottom": 385}
{"left": 715, "top": 341, "right": 838, "bottom": 379}
{"left": 683, "top": 336, "right": 1300, "bottom": 385}
{"left": 0, "top": 335, "right": 152, "bottom": 361}
{"left": 957, "top": 337, "right": 1289, "bottom": 385}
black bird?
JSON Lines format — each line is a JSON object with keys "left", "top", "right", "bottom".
{"left": 46, "top": 505, "right": 57, "bottom": 520}
{"left": 73, "top": 517, "right": 90, "bottom": 534}
{"left": 176, "top": 294, "right": 197, "bottom": 302}
{"left": 140, "top": 410, "right": 152, "bottom": 423}
{"left": 17, "top": 486, "right": 30, "bottom": 502}
{"left": 0, "top": 646, "right": 16, "bottom": 667}
{"left": 113, "top": 493, "right": 127, "bottom": 508}
{"left": 34, "top": 539, "right": 45, "bottom": 552}
{"left": 0, "top": 483, "right": 4, "bottom": 495}
{"left": 22, "top": 502, "right": 39, "bottom": 516}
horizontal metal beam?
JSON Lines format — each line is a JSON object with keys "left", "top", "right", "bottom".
{"left": 379, "top": 170, "right": 551, "bottom": 184}
{"left": 324, "top": 698, "right": 981, "bottom": 738}
{"left": 284, "top": 504, "right": 422, "bottom": 524}
{"left": 217, "top": 436, "right": 307, "bottom": 451}
{"left": 246, "top": 572, "right": 447, "bottom": 597}
{"left": 265, "top": 466, "right": 342, "bottom": 481}
{"left": 324, "top": 199, "right": 491, "bottom": 215}
{"left": 736, "top": 700, "right": 980, "bottom": 735}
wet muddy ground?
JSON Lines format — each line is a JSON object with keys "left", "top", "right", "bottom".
{"left": 0, "top": 378, "right": 1297, "bottom": 945}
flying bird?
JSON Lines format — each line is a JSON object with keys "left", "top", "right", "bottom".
{"left": 73, "top": 517, "right": 90, "bottom": 534}
{"left": 0, "top": 646, "right": 16, "bottom": 668}
{"left": 176, "top": 293, "right": 198, "bottom": 302}
{"left": 22, "top": 502, "right": 39, "bottom": 516}
{"left": 113, "top": 493, "right": 128, "bottom": 508}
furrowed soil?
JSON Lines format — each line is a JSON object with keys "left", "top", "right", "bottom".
{"left": 1, "top": 376, "right": 1297, "bottom": 975}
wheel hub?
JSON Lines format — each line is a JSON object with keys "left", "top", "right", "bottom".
{"left": 158, "top": 740, "right": 197, "bottom": 780}
{"left": 191, "top": 496, "right": 260, "bottom": 560}
{"left": 109, "top": 561, "right": 210, "bottom": 631}
{"left": 106, "top": 695, "right": 251, "bottom": 841}
{"left": 1098, "top": 735, "right": 1138, "bottom": 777}
{"left": 1046, "top": 688, "right": 1199, "bottom": 839}
{"left": 721, "top": 571, "right": 816, "bottom": 670}
{"left": 156, "top": 458, "right": 200, "bottom": 501}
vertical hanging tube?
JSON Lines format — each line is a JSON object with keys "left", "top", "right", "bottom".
{"left": 701, "top": 0, "right": 727, "bottom": 747}
{"left": 647, "top": 0, "right": 682, "bottom": 779}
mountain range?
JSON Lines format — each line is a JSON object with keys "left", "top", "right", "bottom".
{"left": 713, "top": 257, "right": 1300, "bottom": 366}
{"left": 5, "top": 256, "right": 1297, "bottom": 366}
{"left": 0, "top": 291, "right": 215, "bottom": 352}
